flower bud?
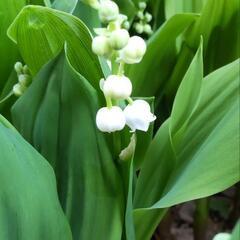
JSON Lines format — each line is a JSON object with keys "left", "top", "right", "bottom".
{"left": 18, "top": 74, "right": 31, "bottom": 86}
{"left": 13, "top": 83, "right": 26, "bottom": 97}
{"left": 96, "top": 106, "right": 126, "bottom": 132}
{"left": 92, "top": 36, "right": 111, "bottom": 57}
{"left": 103, "top": 75, "right": 132, "bottom": 99}
{"left": 138, "top": 2, "right": 147, "bottom": 10}
{"left": 14, "top": 62, "right": 23, "bottom": 75}
{"left": 134, "top": 23, "right": 144, "bottom": 34}
{"left": 122, "top": 21, "right": 130, "bottom": 30}
{"left": 143, "top": 24, "right": 153, "bottom": 35}
{"left": 109, "top": 29, "right": 130, "bottom": 50}
{"left": 98, "top": 0, "right": 119, "bottom": 23}
{"left": 145, "top": 12, "right": 152, "bottom": 22}
{"left": 120, "top": 36, "right": 146, "bottom": 64}
{"left": 137, "top": 11, "right": 144, "bottom": 19}
{"left": 82, "top": 0, "right": 100, "bottom": 9}
{"left": 124, "top": 100, "right": 156, "bottom": 132}
{"left": 213, "top": 233, "right": 231, "bottom": 240}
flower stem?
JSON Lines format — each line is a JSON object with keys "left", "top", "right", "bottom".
{"left": 105, "top": 95, "right": 112, "bottom": 108}
{"left": 0, "top": 91, "right": 13, "bottom": 105}
{"left": 117, "top": 61, "right": 125, "bottom": 76}
{"left": 127, "top": 97, "right": 133, "bottom": 104}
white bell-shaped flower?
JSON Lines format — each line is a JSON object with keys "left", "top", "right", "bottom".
{"left": 120, "top": 36, "right": 146, "bottom": 64}
{"left": 124, "top": 100, "right": 156, "bottom": 132}
{"left": 103, "top": 75, "right": 132, "bottom": 99}
{"left": 92, "top": 36, "right": 111, "bottom": 57}
{"left": 109, "top": 29, "right": 130, "bottom": 50}
{"left": 213, "top": 233, "right": 231, "bottom": 240}
{"left": 98, "top": 0, "right": 119, "bottom": 23}
{"left": 96, "top": 106, "right": 126, "bottom": 133}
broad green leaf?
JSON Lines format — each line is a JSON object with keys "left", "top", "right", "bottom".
{"left": 126, "top": 13, "right": 198, "bottom": 97}
{"left": 8, "top": 5, "right": 103, "bottom": 89}
{"left": 165, "top": 0, "right": 240, "bottom": 99}
{"left": 0, "top": 115, "right": 72, "bottom": 240}
{"left": 170, "top": 40, "right": 203, "bottom": 146}
{"left": 133, "top": 120, "right": 175, "bottom": 239}
{"left": 73, "top": 1, "right": 101, "bottom": 31}
{"left": 165, "top": 0, "right": 208, "bottom": 19}
{"left": 154, "top": 60, "right": 240, "bottom": 207}
{"left": 11, "top": 51, "right": 125, "bottom": 240}
{"left": 133, "top": 59, "right": 239, "bottom": 239}
{"left": 0, "top": 0, "right": 25, "bottom": 91}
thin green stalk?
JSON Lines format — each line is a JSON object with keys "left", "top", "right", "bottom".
{"left": 0, "top": 91, "right": 13, "bottom": 105}
{"left": 194, "top": 198, "right": 209, "bottom": 240}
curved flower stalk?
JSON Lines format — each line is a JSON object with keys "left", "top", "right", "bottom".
{"left": 87, "top": 0, "right": 156, "bottom": 133}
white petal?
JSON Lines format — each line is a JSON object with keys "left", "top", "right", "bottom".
{"left": 96, "top": 106, "right": 126, "bottom": 133}
{"left": 103, "top": 75, "right": 132, "bottom": 99}
{"left": 124, "top": 100, "right": 156, "bottom": 132}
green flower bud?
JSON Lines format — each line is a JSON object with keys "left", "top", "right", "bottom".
{"left": 18, "top": 74, "right": 31, "bottom": 87}
{"left": 135, "top": 23, "right": 144, "bottom": 34}
{"left": 145, "top": 12, "right": 152, "bottom": 22}
{"left": 22, "top": 65, "right": 30, "bottom": 75}
{"left": 14, "top": 62, "right": 23, "bottom": 75}
{"left": 82, "top": 0, "right": 100, "bottom": 9}
{"left": 137, "top": 11, "right": 144, "bottom": 19}
{"left": 122, "top": 21, "right": 130, "bottom": 30}
{"left": 92, "top": 36, "right": 111, "bottom": 57}
{"left": 98, "top": 0, "right": 119, "bottom": 23}
{"left": 13, "top": 83, "right": 26, "bottom": 97}
{"left": 138, "top": 2, "right": 146, "bottom": 10}
{"left": 143, "top": 24, "right": 153, "bottom": 35}
{"left": 109, "top": 29, "right": 130, "bottom": 50}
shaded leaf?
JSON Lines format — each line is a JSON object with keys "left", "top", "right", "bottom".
{"left": 0, "top": 115, "right": 72, "bottom": 240}
{"left": 11, "top": 51, "right": 125, "bottom": 240}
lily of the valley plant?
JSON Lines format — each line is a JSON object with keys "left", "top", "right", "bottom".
{"left": 0, "top": 0, "right": 239, "bottom": 240}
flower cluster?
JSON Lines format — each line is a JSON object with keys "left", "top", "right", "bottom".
{"left": 13, "top": 62, "right": 31, "bottom": 97}
{"left": 133, "top": 2, "right": 153, "bottom": 35}
{"left": 88, "top": 0, "right": 156, "bottom": 133}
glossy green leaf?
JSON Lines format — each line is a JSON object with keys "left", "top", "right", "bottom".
{"left": 133, "top": 58, "right": 239, "bottom": 239}
{"left": 11, "top": 51, "right": 125, "bottom": 240}
{"left": 0, "top": 0, "right": 25, "bottom": 91}
{"left": 165, "top": 0, "right": 240, "bottom": 99}
{"left": 0, "top": 115, "right": 72, "bottom": 240}
{"left": 126, "top": 13, "right": 198, "bottom": 97}
{"left": 170, "top": 40, "right": 203, "bottom": 146}
{"left": 8, "top": 5, "right": 104, "bottom": 89}
{"left": 73, "top": 1, "right": 101, "bottom": 31}
{"left": 165, "top": 0, "right": 208, "bottom": 19}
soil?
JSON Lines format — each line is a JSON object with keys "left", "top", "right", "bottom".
{"left": 151, "top": 185, "right": 239, "bottom": 240}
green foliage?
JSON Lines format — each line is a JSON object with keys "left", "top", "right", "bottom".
{"left": 0, "top": 115, "right": 72, "bottom": 240}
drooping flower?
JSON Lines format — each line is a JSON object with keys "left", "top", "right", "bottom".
{"left": 98, "top": 0, "right": 119, "bottom": 23}
{"left": 103, "top": 75, "right": 132, "bottom": 99}
{"left": 124, "top": 100, "right": 156, "bottom": 132}
{"left": 109, "top": 29, "right": 130, "bottom": 50}
{"left": 96, "top": 106, "right": 126, "bottom": 132}
{"left": 120, "top": 36, "right": 146, "bottom": 64}
{"left": 92, "top": 36, "right": 111, "bottom": 57}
